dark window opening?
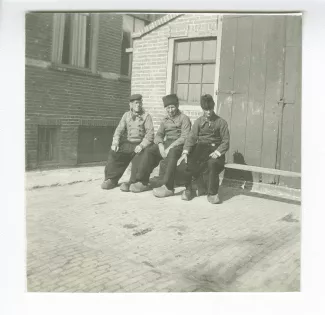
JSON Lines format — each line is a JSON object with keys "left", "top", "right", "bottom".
{"left": 62, "top": 13, "right": 72, "bottom": 65}
{"left": 61, "top": 13, "right": 92, "bottom": 68}
{"left": 38, "top": 126, "right": 59, "bottom": 162}
{"left": 120, "top": 30, "right": 131, "bottom": 76}
{"left": 84, "top": 14, "right": 92, "bottom": 69}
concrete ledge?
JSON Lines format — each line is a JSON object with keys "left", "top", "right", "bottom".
{"left": 225, "top": 163, "right": 301, "bottom": 178}
{"left": 220, "top": 177, "right": 301, "bottom": 202}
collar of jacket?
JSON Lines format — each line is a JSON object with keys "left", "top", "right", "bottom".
{"left": 200, "top": 113, "right": 218, "bottom": 127}
{"left": 163, "top": 109, "right": 181, "bottom": 121}
{"left": 130, "top": 109, "right": 146, "bottom": 121}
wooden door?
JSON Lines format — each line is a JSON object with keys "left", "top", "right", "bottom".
{"left": 278, "top": 16, "right": 301, "bottom": 189}
{"left": 218, "top": 15, "right": 301, "bottom": 188}
{"left": 78, "top": 126, "right": 114, "bottom": 164}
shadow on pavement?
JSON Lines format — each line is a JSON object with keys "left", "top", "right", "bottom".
{"left": 219, "top": 186, "right": 301, "bottom": 206}
{"left": 180, "top": 228, "right": 300, "bottom": 292}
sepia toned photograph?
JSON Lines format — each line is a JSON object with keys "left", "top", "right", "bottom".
{"left": 25, "top": 12, "right": 301, "bottom": 293}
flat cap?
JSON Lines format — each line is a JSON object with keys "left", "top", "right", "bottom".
{"left": 129, "top": 94, "right": 142, "bottom": 102}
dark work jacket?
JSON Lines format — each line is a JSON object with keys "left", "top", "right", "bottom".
{"left": 183, "top": 113, "right": 230, "bottom": 156}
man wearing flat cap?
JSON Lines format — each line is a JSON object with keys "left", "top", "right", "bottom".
{"left": 129, "top": 93, "right": 191, "bottom": 197}
{"left": 177, "top": 94, "right": 230, "bottom": 204}
{"left": 101, "top": 94, "right": 154, "bottom": 190}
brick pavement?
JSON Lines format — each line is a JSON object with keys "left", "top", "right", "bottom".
{"left": 26, "top": 170, "right": 301, "bottom": 292}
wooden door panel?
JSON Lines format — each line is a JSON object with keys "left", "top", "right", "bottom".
{"left": 260, "top": 16, "right": 286, "bottom": 184}
{"left": 244, "top": 16, "right": 269, "bottom": 182}
{"left": 279, "top": 16, "right": 302, "bottom": 188}
{"left": 218, "top": 15, "right": 301, "bottom": 189}
{"left": 93, "top": 127, "right": 113, "bottom": 162}
{"left": 217, "top": 16, "right": 237, "bottom": 163}
{"left": 78, "top": 127, "right": 114, "bottom": 164}
{"left": 78, "top": 128, "right": 94, "bottom": 164}
{"left": 228, "top": 17, "right": 253, "bottom": 163}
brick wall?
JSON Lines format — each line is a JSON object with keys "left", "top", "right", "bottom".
{"left": 131, "top": 14, "right": 220, "bottom": 129}
{"left": 25, "top": 13, "right": 53, "bottom": 61}
{"left": 97, "top": 14, "right": 123, "bottom": 74}
{"left": 25, "top": 13, "right": 131, "bottom": 169}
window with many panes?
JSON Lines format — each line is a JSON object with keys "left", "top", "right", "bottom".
{"left": 52, "top": 13, "right": 96, "bottom": 69}
{"left": 172, "top": 38, "right": 217, "bottom": 105}
{"left": 38, "top": 126, "right": 60, "bottom": 162}
{"left": 120, "top": 15, "right": 149, "bottom": 76}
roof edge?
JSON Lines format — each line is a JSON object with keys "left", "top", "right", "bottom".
{"left": 132, "top": 13, "right": 183, "bottom": 39}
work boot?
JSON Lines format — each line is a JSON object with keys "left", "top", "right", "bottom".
{"left": 153, "top": 185, "right": 174, "bottom": 198}
{"left": 101, "top": 179, "right": 117, "bottom": 190}
{"left": 149, "top": 176, "right": 163, "bottom": 188}
{"left": 120, "top": 182, "right": 130, "bottom": 192}
{"left": 207, "top": 194, "right": 221, "bottom": 204}
{"left": 129, "top": 182, "right": 150, "bottom": 193}
{"left": 181, "top": 188, "right": 194, "bottom": 201}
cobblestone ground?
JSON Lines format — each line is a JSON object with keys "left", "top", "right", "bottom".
{"left": 26, "top": 178, "right": 301, "bottom": 293}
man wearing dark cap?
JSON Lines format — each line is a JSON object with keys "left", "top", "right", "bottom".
{"left": 129, "top": 94, "right": 191, "bottom": 197}
{"left": 101, "top": 94, "right": 154, "bottom": 190}
{"left": 177, "top": 94, "right": 230, "bottom": 204}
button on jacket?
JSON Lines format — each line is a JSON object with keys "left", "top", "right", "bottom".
{"left": 112, "top": 110, "right": 154, "bottom": 148}
{"left": 154, "top": 111, "right": 191, "bottom": 147}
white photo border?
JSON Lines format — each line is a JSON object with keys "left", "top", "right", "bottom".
{"left": 1, "top": 0, "right": 324, "bottom": 314}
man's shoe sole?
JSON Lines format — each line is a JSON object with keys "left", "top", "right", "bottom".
{"left": 101, "top": 181, "right": 117, "bottom": 190}
{"left": 153, "top": 190, "right": 174, "bottom": 198}
{"left": 130, "top": 185, "right": 150, "bottom": 193}
{"left": 120, "top": 184, "right": 130, "bottom": 192}
{"left": 207, "top": 196, "right": 221, "bottom": 204}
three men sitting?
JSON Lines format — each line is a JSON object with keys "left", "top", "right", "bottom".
{"left": 102, "top": 93, "right": 230, "bottom": 204}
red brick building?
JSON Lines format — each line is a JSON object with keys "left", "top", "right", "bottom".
{"left": 25, "top": 12, "right": 163, "bottom": 169}
{"left": 131, "top": 13, "right": 301, "bottom": 189}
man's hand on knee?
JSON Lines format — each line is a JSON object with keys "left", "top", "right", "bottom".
{"left": 158, "top": 143, "right": 167, "bottom": 159}
{"left": 134, "top": 145, "right": 143, "bottom": 154}
{"left": 164, "top": 145, "right": 173, "bottom": 157}
{"left": 111, "top": 145, "right": 119, "bottom": 152}
{"left": 209, "top": 150, "right": 221, "bottom": 159}
{"left": 177, "top": 152, "right": 188, "bottom": 166}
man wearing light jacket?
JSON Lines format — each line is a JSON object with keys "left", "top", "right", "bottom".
{"left": 101, "top": 94, "right": 154, "bottom": 190}
{"left": 129, "top": 94, "right": 191, "bottom": 197}
{"left": 177, "top": 94, "right": 230, "bottom": 204}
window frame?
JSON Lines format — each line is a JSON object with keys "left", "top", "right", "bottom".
{"left": 165, "top": 18, "right": 223, "bottom": 112}
{"left": 120, "top": 14, "right": 149, "bottom": 78}
{"left": 172, "top": 37, "right": 218, "bottom": 106}
{"left": 51, "top": 13, "right": 99, "bottom": 73}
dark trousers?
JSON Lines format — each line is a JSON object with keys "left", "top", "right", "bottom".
{"left": 135, "top": 142, "right": 183, "bottom": 190}
{"left": 104, "top": 141, "right": 143, "bottom": 184}
{"left": 180, "top": 142, "right": 225, "bottom": 195}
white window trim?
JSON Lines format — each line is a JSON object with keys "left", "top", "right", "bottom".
{"left": 165, "top": 16, "right": 223, "bottom": 113}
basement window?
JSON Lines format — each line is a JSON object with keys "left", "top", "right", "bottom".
{"left": 38, "top": 126, "right": 60, "bottom": 162}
